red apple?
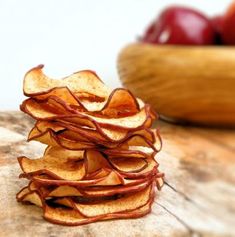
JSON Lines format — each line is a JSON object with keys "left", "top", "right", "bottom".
{"left": 141, "top": 6, "right": 215, "bottom": 45}
{"left": 211, "top": 15, "right": 224, "bottom": 44}
{"left": 221, "top": 1, "right": 235, "bottom": 44}
{"left": 211, "top": 16, "right": 223, "bottom": 34}
{"left": 141, "top": 22, "right": 156, "bottom": 43}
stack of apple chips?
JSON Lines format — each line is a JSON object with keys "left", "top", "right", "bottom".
{"left": 17, "top": 65, "right": 164, "bottom": 226}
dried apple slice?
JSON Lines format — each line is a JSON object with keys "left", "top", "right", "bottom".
{"left": 103, "top": 136, "right": 157, "bottom": 158}
{"left": 50, "top": 122, "right": 108, "bottom": 143}
{"left": 65, "top": 184, "right": 152, "bottom": 217}
{"left": 28, "top": 126, "right": 95, "bottom": 150}
{"left": 43, "top": 146, "right": 84, "bottom": 159}
{"left": 46, "top": 186, "right": 83, "bottom": 197}
{"left": 156, "top": 176, "right": 164, "bottom": 190}
{"left": 41, "top": 179, "right": 151, "bottom": 198}
{"left": 57, "top": 135, "right": 95, "bottom": 150}
{"left": 92, "top": 88, "right": 139, "bottom": 116}
{"left": 27, "top": 117, "right": 156, "bottom": 150}
{"left": 36, "top": 120, "right": 155, "bottom": 145}
{"left": 69, "top": 105, "right": 154, "bottom": 130}
{"left": 73, "top": 88, "right": 141, "bottom": 114}
{"left": 53, "top": 182, "right": 154, "bottom": 210}
{"left": 32, "top": 174, "right": 106, "bottom": 187}
{"left": 108, "top": 157, "right": 147, "bottom": 173}
{"left": 110, "top": 146, "right": 156, "bottom": 157}
{"left": 22, "top": 191, "right": 43, "bottom": 207}
{"left": 82, "top": 180, "right": 151, "bottom": 197}
{"left": 21, "top": 98, "right": 96, "bottom": 128}
{"left": 54, "top": 121, "right": 124, "bottom": 143}
{"left": 28, "top": 127, "right": 59, "bottom": 147}
{"left": 17, "top": 187, "right": 43, "bottom": 207}
{"left": 32, "top": 172, "right": 151, "bottom": 188}
{"left": 33, "top": 87, "right": 85, "bottom": 110}
{"left": 84, "top": 150, "right": 110, "bottom": 175}
{"left": 103, "top": 157, "right": 159, "bottom": 179}
{"left": 43, "top": 199, "right": 152, "bottom": 226}
{"left": 93, "top": 170, "right": 124, "bottom": 186}
{"left": 17, "top": 186, "right": 154, "bottom": 226}
{"left": 23, "top": 65, "right": 111, "bottom": 100}
{"left": 21, "top": 98, "right": 153, "bottom": 131}
{"left": 119, "top": 134, "right": 157, "bottom": 149}
{"left": 16, "top": 186, "right": 31, "bottom": 201}
{"left": 36, "top": 121, "right": 65, "bottom": 133}
{"left": 97, "top": 127, "right": 155, "bottom": 144}
{"left": 18, "top": 150, "right": 86, "bottom": 180}
{"left": 115, "top": 159, "right": 158, "bottom": 179}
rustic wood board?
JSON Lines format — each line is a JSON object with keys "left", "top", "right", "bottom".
{"left": 0, "top": 111, "right": 234, "bottom": 237}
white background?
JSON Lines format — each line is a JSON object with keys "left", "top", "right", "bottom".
{"left": 0, "top": 0, "right": 231, "bottom": 110}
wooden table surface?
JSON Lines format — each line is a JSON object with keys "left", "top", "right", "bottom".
{"left": 1, "top": 111, "right": 234, "bottom": 237}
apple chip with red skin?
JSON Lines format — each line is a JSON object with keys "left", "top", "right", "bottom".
{"left": 17, "top": 182, "right": 155, "bottom": 226}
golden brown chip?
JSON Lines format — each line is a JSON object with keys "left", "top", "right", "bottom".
{"left": 28, "top": 126, "right": 95, "bottom": 150}
{"left": 21, "top": 98, "right": 152, "bottom": 130}
{"left": 95, "top": 88, "right": 140, "bottom": 116}
{"left": 43, "top": 199, "right": 151, "bottom": 226}
{"left": 23, "top": 65, "right": 111, "bottom": 99}
{"left": 84, "top": 150, "right": 110, "bottom": 175}
{"left": 22, "top": 191, "right": 43, "bottom": 207}
{"left": 82, "top": 180, "right": 151, "bottom": 197}
{"left": 31, "top": 170, "right": 152, "bottom": 187}
{"left": 54, "top": 183, "right": 153, "bottom": 217}
{"left": 17, "top": 187, "right": 43, "bottom": 207}
{"left": 18, "top": 150, "right": 86, "bottom": 181}
{"left": 109, "top": 157, "right": 147, "bottom": 173}
{"left": 34, "top": 120, "right": 155, "bottom": 145}
{"left": 40, "top": 179, "right": 151, "bottom": 198}
{"left": 43, "top": 146, "right": 84, "bottom": 159}
{"left": 47, "top": 186, "right": 83, "bottom": 197}
{"left": 16, "top": 186, "right": 31, "bottom": 201}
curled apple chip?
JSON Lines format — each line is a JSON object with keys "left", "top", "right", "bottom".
{"left": 31, "top": 171, "right": 154, "bottom": 187}
{"left": 22, "top": 191, "right": 43, "bottom": 207}
{"left": 16, "top": 186, "right": 31, "bottom": 201}
{"left": 16, "top": 187, "right": 43, "bottom": 207}
{"left": 18, "top": 151, "right": 85, "bottom": 181}
{"left": 28, "top": 126, "right": 96, "bottom": 150}
{"left": 102, "top": 135, "right": 158, "bottom": 159}
{"left": 28, "top": 121, "right": 157, "bottom": 151}
{"left": 32, "top": 173, "right": 109, "bottom": 187}
{"left": 23, "top": 65, "right": 110, "bottom": 100}
{"left": 17, "top": 183, "right": 154, "bottom": 226}
{"left": 84, "top": 150, "right": 110, "bottom": 175}
{"left": 50, "top": 183, "right": 153, "bottom": 215}
{"left": 32, "top": 120, "right": 155, "bottom": 146}
{"left": 43, "top": 199, "right": 152, "bottom": 226}
{"left": 39, "top": 179, "right": 151, "bottom": 198}
{"left": 109, "top": 157, "right": 147, "bottom": 173}
{"left": 43, "top": 185, "right": 84, "bottom": 198}
{"left": 43, "top": 146, "right": 83, "bottom": 158}
{"left": 21, "top": 98, "right": 153, "bottom": 130}
{"left": 71, "top": 184, "right": 152, "bottom": 217}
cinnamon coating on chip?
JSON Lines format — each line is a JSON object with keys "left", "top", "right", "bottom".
{"left": 17, "top": 65, "right": 164, "bottom": 226}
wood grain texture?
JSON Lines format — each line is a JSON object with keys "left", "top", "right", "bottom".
{"left": 0, "top": 111, "right": 234, "bottom": 237}
{"left": 118, "top": 43, "right": 235, "bottom": 126}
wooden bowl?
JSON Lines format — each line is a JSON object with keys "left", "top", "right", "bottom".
{"left": 117, "top": 43, "right": 235, "bottom": 127}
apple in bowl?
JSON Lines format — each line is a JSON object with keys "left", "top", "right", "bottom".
{"left": 118, "top": 3, "right": 235, "bottom": 127}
